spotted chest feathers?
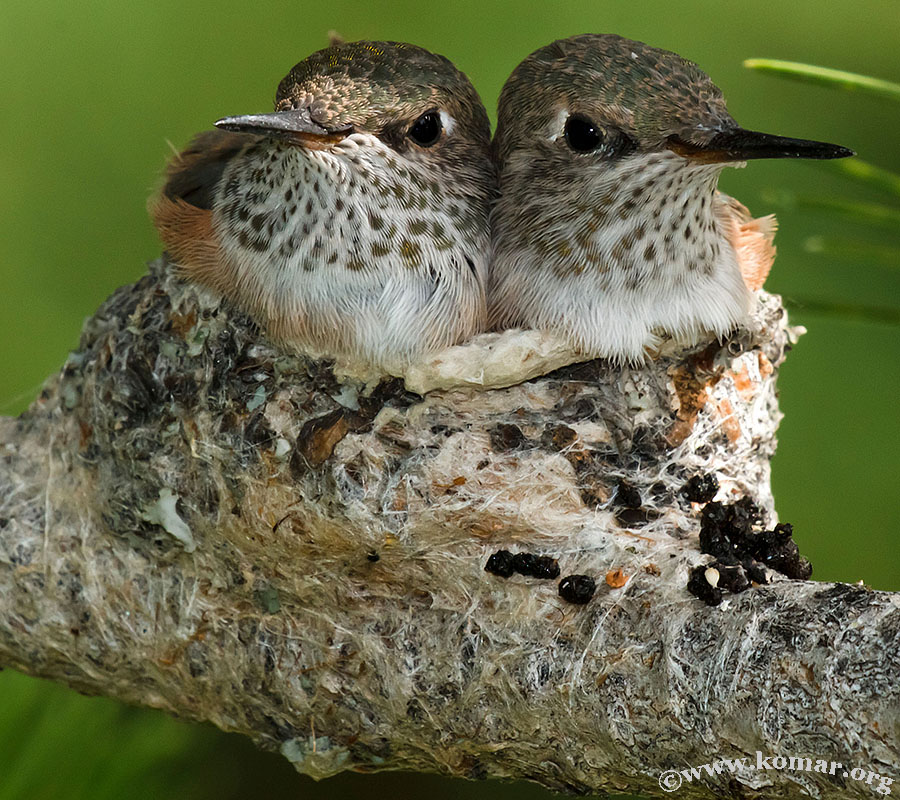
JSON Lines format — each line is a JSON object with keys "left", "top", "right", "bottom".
{"left": 490, "top": 151, "right": 751, "bottom": 361}
{"left": 211, "top": 136, "right": 489, "bottom": 365}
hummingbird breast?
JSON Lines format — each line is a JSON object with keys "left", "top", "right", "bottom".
{"left": 490, "top": 151, "right": 752, "bottom": 361}
{"left": 206, "top": 136, "right": 489, "bottom": 365}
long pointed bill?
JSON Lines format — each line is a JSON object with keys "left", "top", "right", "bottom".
{"left": 215, "top": 110, "right": 351, "bottom": 149}
{"left": 667, "top": 128, "right": 854, "bottom": 164}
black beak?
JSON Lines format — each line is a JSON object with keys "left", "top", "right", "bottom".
{"left": 667, "top": 128, "right": 854, "bottom": 164}
{"left": 215, "top": 109, "right": 352, "bottom": 149}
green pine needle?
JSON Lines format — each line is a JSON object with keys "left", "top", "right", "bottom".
{"left": 744, "top": 59, "right": 900, "bottom": 102}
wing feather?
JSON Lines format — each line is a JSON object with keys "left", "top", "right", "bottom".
{"left": 149, "top": 130, "right": 254, "bottom": 290}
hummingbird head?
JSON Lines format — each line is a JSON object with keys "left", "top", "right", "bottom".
{"left": 493, "top": 33, "right": 852, "bottom": 172}
{"left": 217, "top": 41, "right": 494, "bottom": 202}
{"left": 489, "top": 34, "right": 853, "bottom": 362}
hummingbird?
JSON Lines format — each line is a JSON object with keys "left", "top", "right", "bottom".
{"left": 151, "top": 41, "right": 494, "bottom": 368}
{"left": 489, "top": 34, "right": 853, "bottom": 362}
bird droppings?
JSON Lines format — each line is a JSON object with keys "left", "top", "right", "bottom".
{"left": 713, "top": 563, "right": 750, "bottom": 594}
{"left": 485, "top": 550, "right": 560, "bottom": 580}
{"left": 688, "top": 498, "right": 812, "bottom": 605}
{"left": 558, "top": 574, "right": 597, "bottom": 605}
{"left": 751, "top": 523, "right": 813, "bottom": 580}
{"left": 681, "top": 472, "right": 720, "bottom": 504}
{"left": 485, "top": 550, "right": 515, "bottom": 578}
{"left": 509, "top": 552, "right": 535, "bottom": 576}
{"left": 687, "top": 564, "right": 723, "bottom": 606}
{"left": 511, "top": 553, "right": 561, "bottom": 579}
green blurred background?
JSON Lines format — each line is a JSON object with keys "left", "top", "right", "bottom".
{"left": 1, "top": 0, "right": 897, "bottom": 797}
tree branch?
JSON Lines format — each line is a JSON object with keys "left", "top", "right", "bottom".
{"left": 1, "top": 258, "right": 897, "bottom": 799}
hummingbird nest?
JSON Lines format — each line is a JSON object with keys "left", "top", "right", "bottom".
{"left": 0, "top": 257, "right": 897, "bottom": 799}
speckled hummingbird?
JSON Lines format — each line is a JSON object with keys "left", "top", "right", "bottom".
{"left": 151, "top": 41, "right": 494, "bottom": 367}
{"left": 489, "top": 34, "right": 853, "bottom": 362}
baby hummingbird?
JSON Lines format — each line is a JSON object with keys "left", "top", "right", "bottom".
{"left": 152, "top": 41, "right": 494, "bottom": 368}
{"left": 489, "top": 34, "right": 853, "bottom": 362}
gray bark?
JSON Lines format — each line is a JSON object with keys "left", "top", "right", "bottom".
{"left": 1, "top": 257, "right": 897, "bottom": 799}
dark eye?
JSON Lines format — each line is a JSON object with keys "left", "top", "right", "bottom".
{"left": 408, "top": 111, "right": 442, "bottom": 147}
{"left": 564, "top": 114, "right": 603, "bottom": 152}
